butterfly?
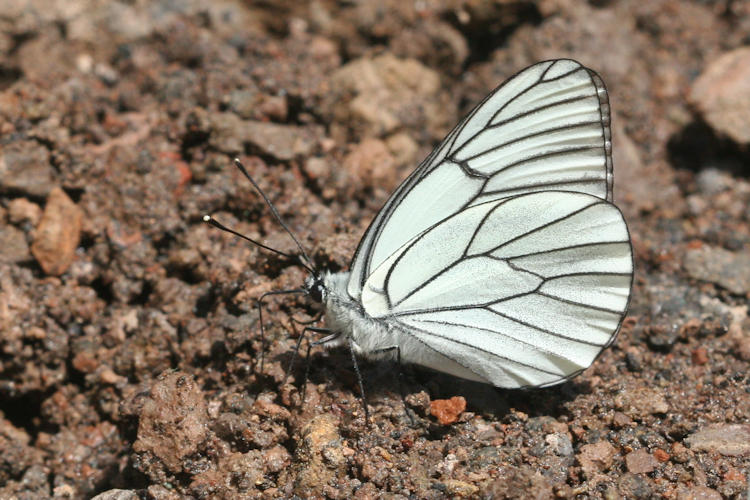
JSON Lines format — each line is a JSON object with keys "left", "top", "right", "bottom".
{"left": 207, "top": 59, "right": 633, "bottom": 414}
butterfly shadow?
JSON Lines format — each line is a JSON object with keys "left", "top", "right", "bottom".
{"left": 406, "top": 367, "right": 590, "bottom": 421}
{"left": 304, "top": 348, "right": 586, "bottom": 420}
{"left": 269, "top": 339, "right": 593, "bottom": 428}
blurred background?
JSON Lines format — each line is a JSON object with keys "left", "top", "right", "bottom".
{"left": 0, "top": 1, "right": 749, "bottom": 498}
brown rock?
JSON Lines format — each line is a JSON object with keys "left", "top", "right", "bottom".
{"left": 209, "top": 113, "right": 319, "bottom": 160}
{"left": 0, "top": 140, "right": 56, "bottom": 197}
{"left": 625, "top": 448, "right": 658, "bottom": 474}
{"left": 0, "top": 225, "right": 30, "bottom": 264}
{"left": 614, "top": 387, "right": 669, "bottom": 418}
{"left": 684, "top": 245, "right": 750, "bottom": 295}
{"left": 31, "top": 187, "right": 83, "bottom": 276}
{"left": 253, "top": 396, "right": 292, "bottom": 420}
{"left": 653, "top": 449, "right": 670, "bottom": 462}
{"left": 722, "top": 465, "right": 745, "bottom": 482}
{"left": 689, "top": 47, "right": 750, "bottom": 144}
{"left": 244, "top": 120, "right": 318, "bottom": 160}
{"left": 677, "top": 486, "right": 722, "bottom": 500}
{"left": 324, "top": 53, "right": 448, "bottom": 140}
{"left": 670, "top": 442, "right": 691, "bottom": 463}
{"left": 72, "top": 351, "right": 99, "bottom": 374}
{"left": 612, "top": 411, "right": 632, "bottom": 428}
{"left": 443, "top": 479, "right": 479, "bottom": 498}
{"left": 342, "top": 138, "right": 398, "bottom": 191}
{"left": 685, "top": 424, "right": 750, "bottom": 456}
{"left": 290, "top": 414, "right": 346, "bottom": 498}
{"left": 691, "top": 347, "right": 709, "bottom": 365}
{"left": 131, "top": 372, "right": 209, "bottom": 475}
{"left": 99, "top": 368, "right": 126, "bottom": 385}
{"left": 430, "top": 396, "right": 466, "bottom": 425}
{"left": 577, "top": 440, "right": 617, "bottom": 477}
{"left": 7, "top": 198, "right": 41, "bottom": 225}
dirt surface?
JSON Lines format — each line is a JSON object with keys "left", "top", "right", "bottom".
{"left": 1, "top": 1, "right": 749, "bottom": 498}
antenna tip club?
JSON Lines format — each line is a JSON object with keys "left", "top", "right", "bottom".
{"left": 202, "top": 215, "right": 212, "bottom": 222}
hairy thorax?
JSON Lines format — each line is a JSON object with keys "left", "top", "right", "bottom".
{"left": 319, "top": 271, "right": 400, "bottom": 360}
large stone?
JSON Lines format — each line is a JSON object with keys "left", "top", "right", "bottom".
{"left": 209, "top": 113, "right": 319, "bottom": 160}
{"left": 323, "top": 53, "right": 449, "bottom": 140}
{"left": 684, "top": 245, "right": 750, "bottom": 295}
{"left": 131, "top": 372, "right": 209, "bottom": 475}
{"left": 689, "top": 47, "right": 750, "bottom": 144}
{"left": 685, "top": 424, "right": 750, "bottom": 457}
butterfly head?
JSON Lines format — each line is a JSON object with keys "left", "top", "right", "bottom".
{"left": 304, "top": 274, "right": 327, "bottom": 303}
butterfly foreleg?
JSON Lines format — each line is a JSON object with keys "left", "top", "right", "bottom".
{"left": 284, "top": 325, "right": 330, "bottom": 387}
{"left": 364, "top": 345, "right": 415, "bottom": 425}
{"left": 256, "top": 288, "right": 305, "bottom": 374}
{"left": 346, "top": 337, "right": 371, "bottom": 425}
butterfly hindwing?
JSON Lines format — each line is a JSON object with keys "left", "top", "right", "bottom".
{"left": 362, "top": 190, "right": 633, "bottom": 388}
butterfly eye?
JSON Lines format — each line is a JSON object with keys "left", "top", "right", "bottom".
{"left": 305, "top": 276, "right": 325, "bottom": 302}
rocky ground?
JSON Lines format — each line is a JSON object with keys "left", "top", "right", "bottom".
{"left": 1, "top": 1, "right": 749, "bottom": 498}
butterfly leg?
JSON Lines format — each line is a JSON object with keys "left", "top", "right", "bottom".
{"left": 290, "top": 311, "right": 323, "bottom": 326}
{"left": 346, "top": 337, "right": 370, "bottom": 425}
{"left": 367, "top": 345, "right": 415, "bottom": 426}
{"left": 256, "top": 288, "right": 305, "bottom": 374}
{"left": 290, "top": 326, "right": 332, "bottom": 404}
{"left": 285, "top": 325, "right": 327, "bottom": 385}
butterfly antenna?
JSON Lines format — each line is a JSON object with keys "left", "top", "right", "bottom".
{"left": 202, "top": 215, "right": 314, "bottom": 275}
{"left": 233, "top": 158, "right": 316, "bottom": 274}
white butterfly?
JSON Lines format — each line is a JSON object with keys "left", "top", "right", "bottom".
{"left": 209, "top": 59, "right": 633, "bottom": 399}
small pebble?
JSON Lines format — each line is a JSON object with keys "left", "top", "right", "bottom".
{"left": 691, "top": 347, "right": 709, "bottom": 365}
{"left": 7, "top": 198, "right": 41, "bottom": 225}
{"left": 678, "top": 486, "right": 722, "bottom": 500}
{"left": 652, "top": 449, "right": 670, "bottom": 462}
{"left": 625, "top": 449, "right": 658, "bottom": 474}
{"left": 430, "top": 396, "right": 466, "bottom": 425}
{"left": 31, "top": 187, "right": 83, "bottom": 276}
{"left": 577, "top": 440, "right": 616, "bottom": 476}
{"left": 689, "top": 47, "right": 750, "bottom": 144}
{"left": 684, "top": 245, "right": 750, "bottom": 295}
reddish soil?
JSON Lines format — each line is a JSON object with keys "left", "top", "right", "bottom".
{"left": 1, "top": 1, "right": 749, "bottom": 498}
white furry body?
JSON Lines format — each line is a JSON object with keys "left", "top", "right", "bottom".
{"left": 319, "top": 271, "right": 399, "bottom": 358}
{"left": 318, "top": 271, "right": 490, "bottom": 384}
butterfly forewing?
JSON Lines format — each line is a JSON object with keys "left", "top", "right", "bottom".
{"left": 347, "top": 60, "right": 614, "bottom": 300}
